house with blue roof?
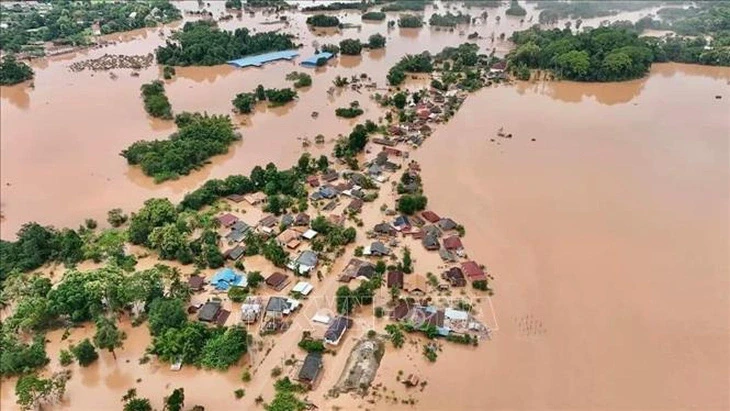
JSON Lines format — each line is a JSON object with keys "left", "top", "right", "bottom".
{"left": 210, "top": 268, "right": 247, "bottom": 291}
{"left": 227, "top": 50, "right": 299, "bottom": 68}
{"left": 300, "top": 52, "right": 334, "bottom": 67}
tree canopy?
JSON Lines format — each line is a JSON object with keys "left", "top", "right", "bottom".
{"left": 155, "top": 21, "right": 296, "bottom": 66}
{"left": 0, "top": 55, "right": 34, "bottom": 85}
{"left": 140, "top": 80, "right": 173, "bottom": 119}
{"left": 306, "top": 14, "right": 340, "bottom": 28}
{"left": 121, "top": 112, "right": 240, "bottom": 182}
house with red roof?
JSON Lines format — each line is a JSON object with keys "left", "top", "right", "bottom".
{"left": 461, "top": 261, "right": 487, "bottom": 281}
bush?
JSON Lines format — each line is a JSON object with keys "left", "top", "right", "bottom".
{"left": 306, "top": 14, "right": 340, "bottom": 27}
{"left": 374, "top": 306, "right": 384, "bottom": 318}
{"left": 71, "top": 339, "right": 98, "bottom": 367}
{"left": 472, "top": 280, "right": 489, "bottom": 291}
{"left": 340, "top": 39, "right": 363, "bottom": 56}
{"left": 398, "top": 15, "right": 423, "bottom": 28}
{"left": 321, "top": 44, "right": 340, "bottom": 55}
{"left": 228, "top": 286, "right": 248, "bottom": 303}
{"left": 0, "top": 55, "right": 34, "bottom": 85}
{"left": 59, "top": 349, "right": 73, "bottom": 366}
{"left": 234, "top": 388, "right": 245, "bottom": 399}
{"left": 362, "top": 12, "right": 386, "bottom": 21}
{"left": 271, "top": 366, "right": 282, "bottom": 377}
{"left": 140, "top": 80, "right": 173, "bottom": 119}
{"left": 285, "top": 71, "right": 312, "bottom": 88}
{"left": 368, "top": 33, "right": 386, "bottom": 49}
{"left": 232, "top": 92, "right": 257, "bottom": 114}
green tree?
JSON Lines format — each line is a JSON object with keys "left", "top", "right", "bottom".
{"left": 336, "top": 286, "right": 355, "bottom": 315}
{"left": 233, "top": 92, "right": 257, "bottom": 114}
{"left": 0, "top": 55, "right": 34, "bottom": 85}
{"left": 555, "top": 50, "right": 590, "bottom": 80}
{"left": 164, "top": 388, "right": 185, "bottom": 411}
{"left": 339, "top": 39, "right": 363, "bottom": 55}
{"left": 200, "top": 326, "right": 248, "bottom": 370}
{"left": 15, "top": 372, "right": 69, "bottom": 411}
{"left": 122, "top": 388, "right": 152, "bottom": 411}
{"left": 401, "top": 248, "right": 413, "bottom": 274}
{"left": 71, "top": 339, "right": 98, "bottom": 367}
{"left": 316, "top": 155, "right": 329, "bottom": 171}
{"left": 398, "top": 14, "right": 423, "bottom": 28}
{"left": 247, "top": 271, "right": 265, "bottom": 289}
{"left": 128, "top": 198, "right": 178, "bottom": 245}
{"left": 93, "top": 316, "right": 126, "bottom": 360}
{"left": 385, "top": 324, "right": 404, "bottom": 348}
{"left": 396, "top": 194, "right": 428, "bottom": 215}
{"left": 148, "top": 298, "right": 187, "bottom": 336}
{"left": 368, "top": 33, "right": 387, "bottom": 49}
{"left": 255, "top": 84, "right": 266, "bottom": 101}
{"left": 393, "top": 92, "right": 407, "bottom": 109}
{"left": 107, "top": 208, "right": 128, "bottom": 227}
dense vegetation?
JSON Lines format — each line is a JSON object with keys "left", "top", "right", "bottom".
{"left": 140, "top": 81, "right": 173, "bottom": 119}
{"left": 532, "top": 1, "right": 658, "bottom": 20}
{"left": 368, "top": 33, "right": 387, "bottom": 49}
{"left": 504, "top": 0, "right": 527, "bottom": 17}
{"left": 0, "top": 1, "right": 181, "bottom": 54}
{"left": 398, "top": 14, "right": 424, "bottom": 28}
{"left": 381, "top": 1, "right": 429, "bottom": 12}
{"left": 0, "top": 54, "right": 34, "bottom": 85}
{"left": 155, "top": 21, "right": 296, "bottom": 66}
{"left": 508, "top": 25, "right": 730, "bottom": 82}
{"left": 333, "top": 120, "right": 379, "bottom": 158}
{"left": 121, "top": 113, "right": 240, "bottom": 182}
{"left": 362, "top": 11, "right": 386, "bottom": 21}
{"left": 285, "top": 71, "right": 312, "bottom": 88}
{"left": 335, "top": 102, "right": 364, "bottom": 119}
{"left": 340, "top": 39, "right": 363, "bottom": 56}
{"left": 306, "top": 14, "right": 341, "bottom": 28}
{"left": 225, "top": 0, "right": 243, "bottom": 10}
{"left": 429, "top": 12, "right": 472, "bottom": 28}
{"left": 302, "top": 2, "right": 368, "bottom": 12}
{"left": 387, "top": 52, "right": 433, "bottom": 85}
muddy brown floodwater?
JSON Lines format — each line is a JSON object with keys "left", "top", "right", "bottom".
{"left": 1, "top": 0, "right": 729, "bottom": 410}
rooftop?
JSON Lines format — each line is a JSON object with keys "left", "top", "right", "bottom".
{"left": 227, "top": 49, "right": 299, "bottom": 68}
{"left": 300, "top": 51, "right": 335, "bottom": 67}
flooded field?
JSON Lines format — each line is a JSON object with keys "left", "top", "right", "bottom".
{"left": 1, "top": 1, "right": 728, "bottom": 410}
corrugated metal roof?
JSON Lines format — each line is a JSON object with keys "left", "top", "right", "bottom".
{"left": 227, "top": 50, "right": 299, "bottom": 68}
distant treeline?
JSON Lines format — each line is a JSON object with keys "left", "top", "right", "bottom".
{"left": 508, "top": 24, "right": 730, "bottom": 82}
{"left": 155, "top": 21, "right": 296, "bottom": 66}
{"left": 0, "top": 1, "right": 181, "bottom": 54}
{"left": 302, "top": 2, "right": 369, "bottom": 12}
{"left": 121, "top": 112, "right": 241, "bottom": 182}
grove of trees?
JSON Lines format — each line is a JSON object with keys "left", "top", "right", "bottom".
{"left": 140, "top": 80, "right": 173, "bottom": 119}
{"left": 121, "top": 112, "right": 240, "bottom": 182}
{"left": 155, "top": 21, "right": 296, "bottom": 66}
{"left": 0, "top": 55, "right": 34, "bottom": 85}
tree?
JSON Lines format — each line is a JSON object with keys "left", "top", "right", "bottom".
{"left": 389, "top": 285, "right": 401, "bottom": 302}
{"left": 385, "top": 324, "right": 404, "bottom": 348}
{"left": 148, "top": 298, "right": 187, "bottom": 336}
{"left": 401, "top": 248, "right": 413, "bottom": 274}
{"left": 306, "top": 14, "right": 340, "bottom": 27}
{"left": 200, "top": 326, "right": 248, "bottom": 370}
{"left": 362, "top": 12, "right": 386, "bottom": 21}
{"left": 15, "top": 372, "right": 69, "bottom": 411}
{"left": 93, "top": 316, "right": 126, "bottom": 360}
{"left": 0, "top": 54, "right": 34, "bottom": 86}
{"left": 368, "top": 33, "right": 386, "bottom": 49}
{"left": 398, "top": 14, "right": 423, "bottom": 28}
{"left": 0, "top": 334, "right": 50, "bottom": 376}
{"left": 107, "top": 208, "right": 128, "bottom": 227}
{"left": 339, "top": 39, "right": 363, "bottom": 55}
{"left": 336, "top": 286, "right": 355, "bottom": 315}
{"left": 122, "top": 388, "right": 152, "bottom": 411}
{"left": 393, "top": 92, "right": 407, "bottom": 109}
{"left": 247, "top": 271, "right": 265, "bottom": 289}
{"left": 225, "top": 0, "right": 242, "bottom": 10}
{"left": 375, "top": 260, "right": 387, "bottom": 275}
{"left": 164, "top": 388, "right": 185, "bottom": 411}
{"left": 255, "top": 84, "right": 266, "bottom": 101}
{"left": 128, "top": 198, "right": 178, "bottom": 245}
{"left": 149, "top": 223, "right": 188, "bottom": 260}
{"left": 71, "top": 339, "right": 98, "bottom": 367}
{"left": 396, "top": 194, "right": 428, "bottom": 215}
{"left": 233, "top": 92, "right": 257, "bottom": 114}
{"left": 555, "top": 50, "right": 590, "bottom": 80}
{"left": 140, "top": 80, "right": 173, "bottom": 119}
{"left": 316, "top": 155, "right": 329, "bottom": 171}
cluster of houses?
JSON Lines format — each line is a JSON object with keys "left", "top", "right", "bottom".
{"left": 390, "top": 299, "right": 490, "bottom": 339}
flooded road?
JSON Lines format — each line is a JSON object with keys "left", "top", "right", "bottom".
{"left": 413, "top": 63, "right": 730, "bottom": 410}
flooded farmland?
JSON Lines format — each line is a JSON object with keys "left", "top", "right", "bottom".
{"left": 1, "top": 1, "right": 729, "bottom": 410}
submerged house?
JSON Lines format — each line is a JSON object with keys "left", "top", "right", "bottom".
{"left": 288, "top": 250, "right": 318, "bottom": 274}
{"left": 210, "top": 268, "right": 247, "bottom": 291}
{"left": 387, "top": 270, "right": 404, "bottom": 289}
{"left": 339, "top": 258, "right": 375, "bottom": 282}
{"left": 217, "top": 213, "right": 239, "bottom": 228}
{"left": 364, "top": 241, "right": 390, "bottom": 256}
{"left": 265, "top": 272, "right": 290, "bottom": 291}
{"left": 324, "top": 316, "right": 352, "bottom": 345}
{"left": 240, "top": 296, "right": 263, "bottom": 324}
{"left": 297, "top": 352, "right": 324, "bottom": 388}
{"left": 442, "top": 267, "right": 466, "bottom": 287}
{"left": 374, "top": 222, "right": 397, "bottom": 237}
{"left": 461, "top": 261, "right": 487, "bottom": 282}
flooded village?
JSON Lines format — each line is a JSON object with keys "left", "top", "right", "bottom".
{"left": 1, "top": 1, "right": 729, "bottom": 411}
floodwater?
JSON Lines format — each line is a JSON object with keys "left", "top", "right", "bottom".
{"left": 2, "top": 1, "right": 729, "bottom": 410}
{"left": 411, "top": 63, "right": 730, "bottom": 410}
{"left": 0, "top": 0, "right": 666, "bottom": 238}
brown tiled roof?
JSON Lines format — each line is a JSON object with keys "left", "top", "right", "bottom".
{"left": 443, "top": 267, "right": 466, "bottom": 287}
{"left": 188, "top": 275, "right": 205, "bottom": 291}
{"left": 266, "top": 272, "right": 289, "bottom": 290}
{"left": 217, "top": 213, "right": 238, "bottom": 227}
{"left": 443, "top": 235, "right": 463, "bottom": 250}
{"left": 387, "top": 271, "right": 404, "bottom": 289}
{"left": 461, "top": 261, "right": 486, "bottom": 281}
{"left": 421, "top": 211, "right": 440, "bottom": 223}
{"left": 391, "top": 300, "right": 410, "bottom": 321}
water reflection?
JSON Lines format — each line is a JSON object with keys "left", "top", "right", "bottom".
{"left": 0, "top": 83, "right": 31, "bottom": 110}
{"left": 514, "top": 76, "right": 647, "bottom": 106}
{"left": 338, "top": 54, "right": 363, "bottom": 69}
{"left": 174, "top": 64, "right": 236, "bottom": 83}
